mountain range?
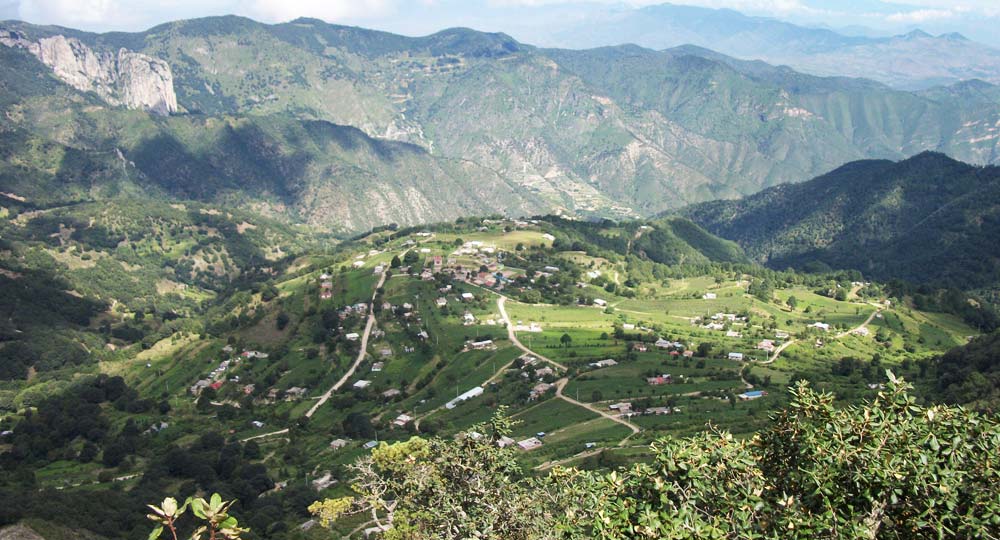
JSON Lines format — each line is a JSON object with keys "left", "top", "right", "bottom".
{"left": 525, "top": 3, "right": 1000, "bottom": 90}
{"left": 2, "top": 15, "right": 1000, "bottom": 234}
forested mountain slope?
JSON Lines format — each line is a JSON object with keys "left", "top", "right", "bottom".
{"left": 680, "top": 153, "right": 1000, "bottom": 291}
{"left": 3, "top": 17, "right": 1000, "bottom": 227}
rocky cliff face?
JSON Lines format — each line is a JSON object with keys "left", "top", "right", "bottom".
{"left": 0, "top": 31, "right": 177, "bottom": 115}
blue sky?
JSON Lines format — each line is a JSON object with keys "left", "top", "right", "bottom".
{"left": 3, "top": 0, "right": 1000, "bottom": 47}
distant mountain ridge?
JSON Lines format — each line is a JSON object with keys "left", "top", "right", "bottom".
{"left": 534, "top": 2, "right": 1000, "bottom": 90}
{"left": 679, "top": 152, "right": 1000, "bottom": 291}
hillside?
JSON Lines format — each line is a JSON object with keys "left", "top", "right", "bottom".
{"left": 2, "top": 17, "right": 1000, "bottom": 229}
{"left": 680, "top": 153, "right": 1000, "bottom": 293}
{"left": 0, "top": 197, "right": 319, "bottom": 382}
{"left": 1, "top": 213, "right": 990, "bottom": 539}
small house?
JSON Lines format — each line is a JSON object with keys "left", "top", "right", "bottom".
{"left": 517, "top": 437, "right": 543, "bottom": 451}
{"left": 589, "top": 359, "right": 618, "bottom": 368}
{"left": 330, "top": 439, "right": 349, "bottom": 450}
{"left": 728, "top": 352, "right": 745, "bottom": 361}
{"left": 353, "top": 380, "right": 372, "bottom": 389}
{"left": 469, "top": 339, "right": 494, "bottom": 350}
{"left": 647, "top": 374, "right": 673, "bottom": 386}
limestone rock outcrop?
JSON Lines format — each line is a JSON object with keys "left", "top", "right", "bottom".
{"left": 1, "top": 30, "right": 177, "bottom": 115}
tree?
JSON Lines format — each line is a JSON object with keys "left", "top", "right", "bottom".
{"left": 560, "top": 333, "right": 573, "bottom": 347}
{"left": 309, "top": 378, "right": 1000, "bottom": 539}
{"left": 309, "top": 411, "right": 584, "bottom": 539}
{"left": 696, "top": 342, "right": 713, "bottom": 358}
{"left": 591, "top": 375, "right": 1000, "bottom": 539}
{"left": 342, "top": 412, "right": 375, "bottom": 439}
{"left": 79, "top": 441, "right": 98, "bottom": 463}
{"left": 276, "top": 312, "right": 290, "bottom": 330}
{"left": 390, "top": 255, "right": 402, "bottom": 268}
{"left": 787, "top": 296, "right": 799, "bottom": 309}
{"left": 95, "top": 440, "right": 122, "bottom": 470}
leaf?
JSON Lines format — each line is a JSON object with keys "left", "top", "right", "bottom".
{"left": 210, "top": 493, "right": 223, "bottom": 511}
{"left": 190, "top": 498, "right": 206, "bottom": 519}
{"left": 149, "top": 526, "right": 163, "bottom": 540}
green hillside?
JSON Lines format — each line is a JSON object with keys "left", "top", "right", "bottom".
{"left": 2, "top": 214, "right": 991, "bottom": 539}
{"left": 681, "top": 153, "right": 1000, "bottom": 297}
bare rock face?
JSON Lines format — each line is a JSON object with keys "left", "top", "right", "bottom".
{"left": 1, "top": 31, "right": 177, "bottom": 115}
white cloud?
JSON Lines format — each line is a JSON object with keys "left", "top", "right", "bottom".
{"left": 13, "top": 0, "right": 401, "bottom": 30}
{"left": 247, "top": 0, "right": 396, "bottom": 23}
{"left": 877, "top": 0, "right": 1000, "bottom": 18}
{"left": 885, "top": 8, "right": 954, "bottom": 24}
{"left": 19, "top": 0, "right": 123, "bottom": 25}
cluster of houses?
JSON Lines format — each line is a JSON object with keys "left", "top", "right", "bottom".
{"left": 518, "top": 355, "right": 556, "bottom": 400}
{"left": 699, "top": 312, "right": 747, "bottom": 331}
{"left": 319, "top": 273, "right": 334, "bottom": 300}
{"left": 189, "top": 347, "right": 270, "bottom": 397}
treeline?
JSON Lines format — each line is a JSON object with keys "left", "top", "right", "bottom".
{"left": 309, "top": 379, "right": 1000, "bottom": 539}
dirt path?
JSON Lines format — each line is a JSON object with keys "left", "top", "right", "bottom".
{"left": 305, "top": 268, "right": 389, "bottom": 418}
{"left": 554, "top": 378, "right": 639, "bottom": 437}
{"left": 759, "top": 338, "right": 797, "bottom": 365}
{"left": 836, "top": 308, "right": 881, "bottom": 339}
{"left": 240, "top": 428, "right": 289, "bottom": 442}
{"left": 535, "top": 447, "right": 605, "bottom": 471}
{"left": 497, "top": 296, "right": 569, "bottom": 371}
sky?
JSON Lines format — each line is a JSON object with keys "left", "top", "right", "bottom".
{"left": 3, "top": 0, "right": 1000, "bottom": 47}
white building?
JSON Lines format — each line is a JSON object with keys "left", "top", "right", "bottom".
{"left": 445, "top": 386, "right": 484, "bottom": 409}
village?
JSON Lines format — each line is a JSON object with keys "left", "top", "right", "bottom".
{"left": 148, "top": 216, "right": 938, "bottom": 478}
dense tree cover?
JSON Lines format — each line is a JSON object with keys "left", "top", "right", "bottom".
{"left": 884, "top": 282, "right": 999, "bottom": 332}
{"left": 682, "top": 153, "right": 1000, "bottom": 299}
{"left": 312, "top": 378, "right": 1000, "bottom": 539}
{"left": 927, "top": 331, "right": 1000, "bottom": 412}
{"left": 0, "top": 376, "right": 318, "bottom": 540}
{"left": 0, "top": 375, "right": 146, "bottom": 466}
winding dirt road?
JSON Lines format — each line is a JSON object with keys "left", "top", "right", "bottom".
{"left": 497, "top": 296, "right": 568, "bottom": 371}
{"left": 305, "top": 268, "right": 389, "bottom": 418}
